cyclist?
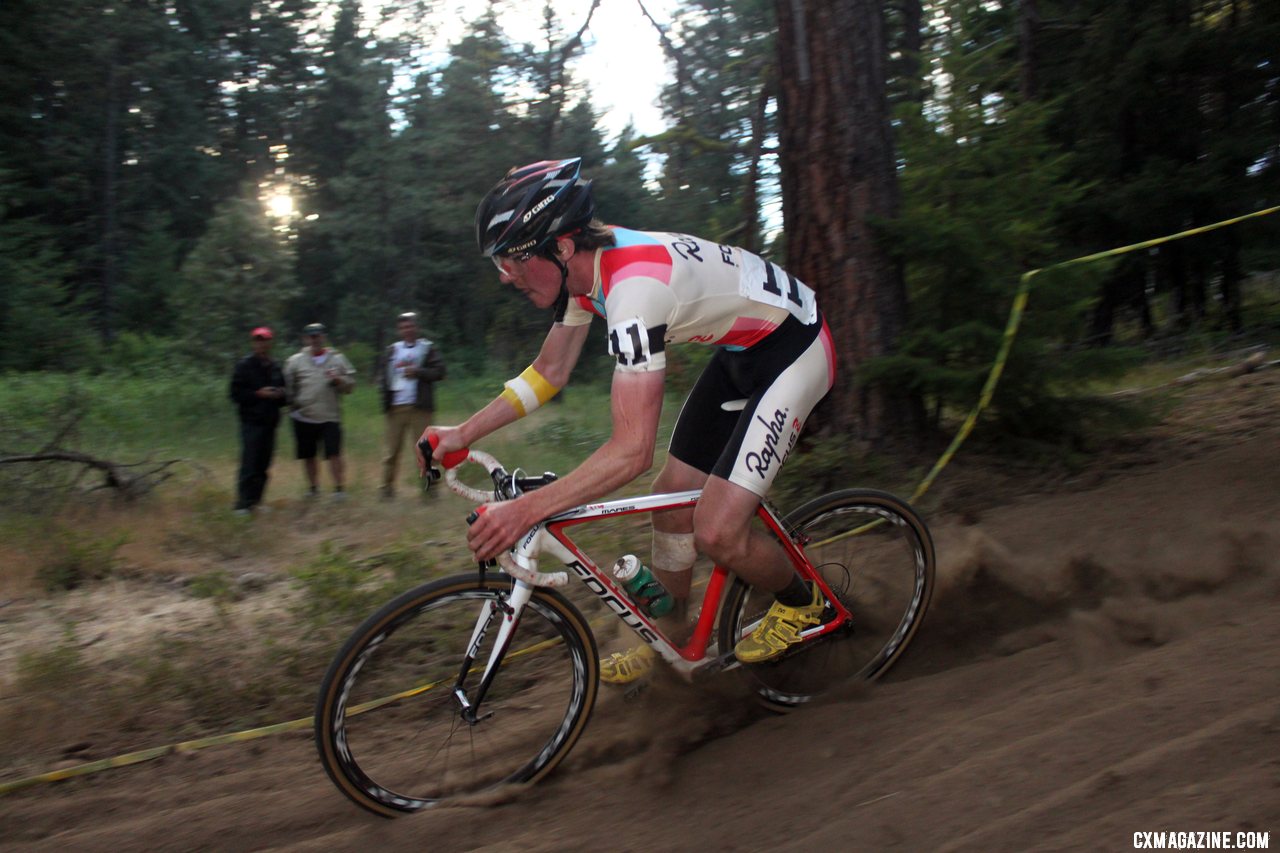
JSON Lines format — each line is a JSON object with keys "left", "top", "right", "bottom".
{"left": 419, "top": 157, "right": 836, "bottom": 683}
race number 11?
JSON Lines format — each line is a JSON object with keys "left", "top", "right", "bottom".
{"left": 738, "top": 253, "right": 818, "bottom": 325}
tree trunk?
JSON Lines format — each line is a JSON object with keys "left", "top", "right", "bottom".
{"left": 774, "top": 0, "right": 916, "bottom": 443}
{"left": 1166, "top": 243, "right": 1190, "bottom": 331}
{"left": 1018, "top": 0, "right": 1041, "bottom": 100}
{"left": 100, "top": 55, "right": 122, "bottom": 343}
{"left": 1219, "top": 234, "right": 1242, "bottom": 333}
{"left": 897, "top": 0, "right": 924, "bottom": 108}
{"left": 739, "top": 68, "right": 772, "bottom": 254}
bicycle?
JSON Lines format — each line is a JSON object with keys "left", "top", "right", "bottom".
{"left": 314, "top": 441, "right": 935, "bottom": 817}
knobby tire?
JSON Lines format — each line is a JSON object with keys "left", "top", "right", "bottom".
{"left": 718, "top": 489, "right": 935, "bottom": 711}
{"left": 314, "top": 573, "right": 599, "bottom": 816}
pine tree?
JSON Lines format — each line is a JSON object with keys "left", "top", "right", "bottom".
{"left": 174, "top": 191, "right": 298, "bottom": 362}
{"left": 774, "top": 0, "right": 917, "bottom": 442}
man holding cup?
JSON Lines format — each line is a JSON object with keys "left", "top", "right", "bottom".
{"left": 229, "top": 326, "right": 287, "bottom": 514}
{"left": 284, "top": 323, "right": 356, "bottom": 499}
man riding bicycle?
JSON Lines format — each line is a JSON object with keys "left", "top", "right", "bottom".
{"left": 419, "top": 157, "right": 836, "bottom": 683}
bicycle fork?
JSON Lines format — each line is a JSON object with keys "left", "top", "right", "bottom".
{"left": 452, "top": 580, "right": 534, "bottom": 725}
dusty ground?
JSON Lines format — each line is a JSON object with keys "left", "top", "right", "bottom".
{"left": 1, "top": 369, "right": 1278, "bottom": 851}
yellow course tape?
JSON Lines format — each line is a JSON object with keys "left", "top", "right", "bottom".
{"left": 908, "top": 204, "right": 1280, "bottom": 505}
{"left": 3, "top": 205, "right": 1277, "bottom": 798}
{"left": 0, "top": 719, "right": 312, "bottom": 795}
{"left": 0, "top": 630, "right": 570, "bottom": 797}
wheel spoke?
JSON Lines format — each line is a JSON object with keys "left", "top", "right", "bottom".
{"left": 315, "top": 577, "right": 599, "bottom": 814}
{"left": 721, "top": 490, "right": 934, "bottom": 709}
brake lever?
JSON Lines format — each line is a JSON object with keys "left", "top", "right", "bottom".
{"left": 466, "top": 510, "right": 498, "bottom": 570}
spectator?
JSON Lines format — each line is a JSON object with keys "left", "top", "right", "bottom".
{"left": 378, "top": 312, "right": 446, "bottom": 498}
{"left": 284, "top": 323, "right": 356, "bottom": 499}
{"left": 229, "top": 326, "right": 287, "bottom": 514}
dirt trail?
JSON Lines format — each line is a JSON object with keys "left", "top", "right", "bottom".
{"left": 2, "top": 374, "right": 1278, "bottom": 851}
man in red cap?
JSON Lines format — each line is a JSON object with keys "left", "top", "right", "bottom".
{"left": 228, "top": 326, "right": 287, "bottom": 514}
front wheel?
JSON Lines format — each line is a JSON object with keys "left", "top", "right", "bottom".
{"left": 718, "top": 489, "right": 935, "bottom": 711}
{"left": 314, "top": 573, "right": 599, "bottom": 816}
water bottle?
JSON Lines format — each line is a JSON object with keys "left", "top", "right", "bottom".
{"left": 612, "top": 555, "right": 674, "bottom": 617}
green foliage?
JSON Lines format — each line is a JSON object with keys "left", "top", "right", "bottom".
{"left": 339, "top": 340, "right": 376, "bottom": 378}
{"left": 0, "top": 174, "right": 91, "bottom": 371}
{"left": 644, "top": 0, "right": 777, "bottom": 244}
{"left": 289, "top": 540, "right": 424, "bottom": 627}
{"left": 36, "top": 527, "right": 129, "bottom": 592}
{"left": 0, "top": 371, "right": 231, "bottom": 461}
{"left": 877, "top": 26, "right": 1158, "bottom": 447}
{"left": 170, "top": 486, "right": 261, "bottom": 559}
{"left": 0, "top": 0, "right": 1275, "bottom": 457}
{"left": 174, "top": 190, "right": 299, "bottom": 363}
{"left": 90, "top": 331, "right": 225, "bottom": 381}
{"left": 186, "top": 568, "right": 236, "bottom": 604}
{"left": 117, "top": 212, "right": 184, "bottom": 335}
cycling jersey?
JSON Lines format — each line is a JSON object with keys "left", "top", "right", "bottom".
{"left": 561, "top": 228, "right": 820, "bottom": 372}
{"left": 562, "top": 227, "right": 836, "bottom": 496}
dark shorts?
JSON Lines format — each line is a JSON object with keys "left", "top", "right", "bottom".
{"left": 292, "top": 419, "right": 342, "bottom": 459}
{"left": 668, "top": 312, "right": 835, "bottom": 496}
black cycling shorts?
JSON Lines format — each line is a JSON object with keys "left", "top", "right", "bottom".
{"left": 668, "top": 312, "right": 835, "bottom": 496}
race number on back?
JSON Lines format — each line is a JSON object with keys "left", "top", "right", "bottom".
{"left": 736, "top": 251, "right": 818, "bottom": 326}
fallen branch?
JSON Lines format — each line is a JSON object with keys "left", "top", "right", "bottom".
{"left": 1110, "top": 350, "right": 1273, "bottom": 398}
{"left": 0, "top": 451, "right": 193, "bottom": 498}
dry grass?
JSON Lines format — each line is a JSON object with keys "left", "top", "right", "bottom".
{"left": 0, "top": 444, "right": 488, "bottom": 777}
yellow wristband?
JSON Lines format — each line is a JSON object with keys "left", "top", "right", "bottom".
{"left": 501, "top": 365, "right": 560, "bottom": 417}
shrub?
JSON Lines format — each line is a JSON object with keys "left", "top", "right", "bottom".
{"left": 36, "top": 527, "right": 129, "bottom": 591}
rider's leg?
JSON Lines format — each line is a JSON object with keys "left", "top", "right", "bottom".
{"left": 649, "top": 455, "right": 705, "bottom": 599}
{"left": 600, "top": 458, "right": 702, "bottom": 686}
{"left": 690, "top": 475, "right": 796, "bottom": 594}
{"left": 693, "top": 477, "right": 824, "bottom": 663}
{"left": 645, "top": 315, "right": 835, "bottom": 665}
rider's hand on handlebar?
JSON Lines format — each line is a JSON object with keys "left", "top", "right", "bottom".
{"left": 466, "top": 498, "right": 540, "bottom": 563}
{"left": 415, "top": 426, "right": 467, "bottom": 477}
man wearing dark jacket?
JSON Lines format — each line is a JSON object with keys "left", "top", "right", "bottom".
{"left": 229, "top": 326, "right": 287, "bottom": 513}
{"left": 378, "top": 312, "right": 446, "bottom": 497}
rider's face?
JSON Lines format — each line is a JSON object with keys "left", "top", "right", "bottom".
{"left": 494, "top": 252, "right": 563, "bottom": 309}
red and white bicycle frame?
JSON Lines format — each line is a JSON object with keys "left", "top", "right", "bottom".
{"left": 446, "top": 449, "right": 854, "bottom": 683}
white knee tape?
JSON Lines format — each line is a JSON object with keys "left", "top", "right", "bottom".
{"left": 652, "top": 530, "right": 697, "bottom": 574}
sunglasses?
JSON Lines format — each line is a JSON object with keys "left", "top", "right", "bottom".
{"left": 491, "top": 249, "right": 537, "bottom": 276}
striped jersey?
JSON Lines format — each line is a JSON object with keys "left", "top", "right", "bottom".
{"left": 560, "top": 228, "right": 819, "bottom": 373}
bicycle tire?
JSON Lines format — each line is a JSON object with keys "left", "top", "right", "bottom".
{"left": 314, "top": 573, "right": 599, "bottom": 816}
{"left": 718, "top": 489, "right": 935, "bottom": 711}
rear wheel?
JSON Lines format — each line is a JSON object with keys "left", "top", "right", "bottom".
{"left": 314, "top": 573, "right": 599, "bottom": 816}
{"left": 718, "top": 489, "right": 934, "bottom": 710}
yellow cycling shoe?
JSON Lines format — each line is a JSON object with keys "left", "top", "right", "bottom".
{"left": 599, "top": 645, "right": 656, "bottom": 685}
{"left": 733, "top": 584, "right": 824, "bottom": 663}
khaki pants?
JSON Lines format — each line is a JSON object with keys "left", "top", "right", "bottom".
{"left": 383, "top": 405, "right": 430, "bottom": 492}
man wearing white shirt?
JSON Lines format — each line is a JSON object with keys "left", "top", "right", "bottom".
{"left": 378, "top": 312, "right": 446, "bottom": 498}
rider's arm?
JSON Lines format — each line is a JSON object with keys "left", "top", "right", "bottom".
{"left": 451, "top": 321, "right": 592, "bottom": 448}
{"left": 534, "top": 368, "right": 665, "bottom": 507}
{"left": 465, "top": 367, "right": 666, "bottom": 561}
